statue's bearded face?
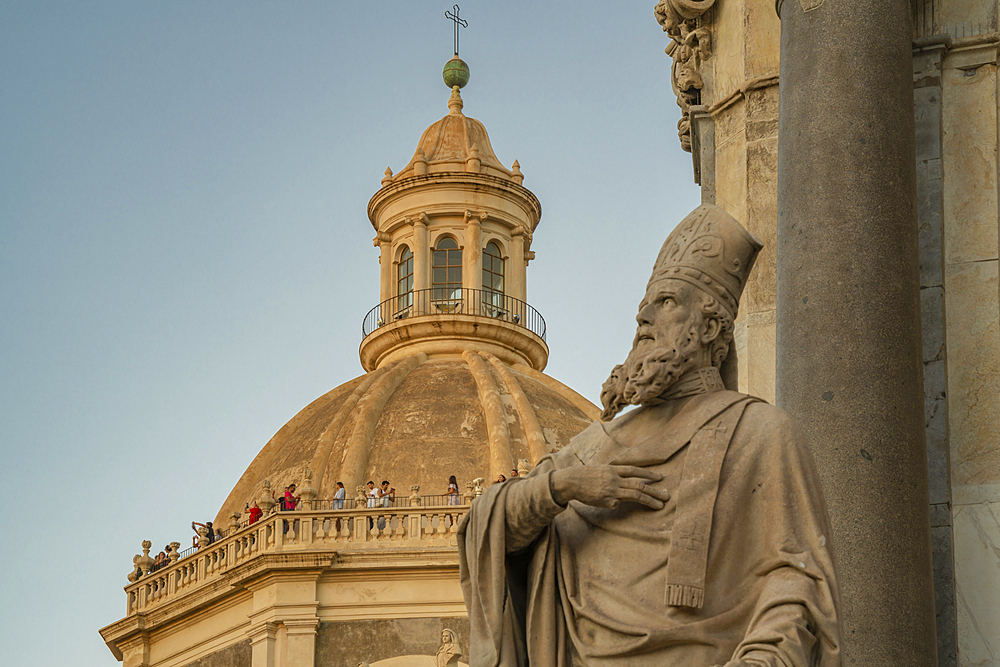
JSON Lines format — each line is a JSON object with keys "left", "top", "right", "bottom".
{"left": 620, "top": 280, "right": 707, "bottom": 406}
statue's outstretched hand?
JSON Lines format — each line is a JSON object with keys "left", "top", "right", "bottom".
{"left": 550, "top": 465, "right": 668, "bottom": 510}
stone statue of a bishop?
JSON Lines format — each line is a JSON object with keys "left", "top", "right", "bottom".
{"left": 458, "top": 204, "right": 841, "bottom": 667}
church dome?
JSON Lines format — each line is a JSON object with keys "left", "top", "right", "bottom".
{"left": 215, "top": 352, "right": 598, "bottom": 525}
{"left": 391, "top": 87, "right": 514, "bottom": 181}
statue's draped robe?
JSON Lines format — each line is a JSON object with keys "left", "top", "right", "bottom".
{"left": 458, "top": 390, "right": 841, "bottom": 667}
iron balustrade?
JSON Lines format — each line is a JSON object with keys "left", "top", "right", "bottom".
{"left": 362, "top": 288, "right": 546, "bottom": 341}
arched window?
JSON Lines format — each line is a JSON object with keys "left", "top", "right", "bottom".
{"left": 482, "top": 242, "right": 504, "bottom": 296}
{"left": 432, "top": 237, "right": 462, "bottom": 303}
{"left": 397, "top": 246, "right": 413, "bottom": 309}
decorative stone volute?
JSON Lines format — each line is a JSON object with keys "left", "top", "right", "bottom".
{"left": 409, "top": 484, "right": 421, "bottom": 506}
{"left": 229, "top": 511, "right": 241, "bottom": 532}
{"left": 167, "top": 541, "right": 180, "bottom": 563}
{"left": 298, "top": 467, "right": 318, "bottom": 509}
{"left": 517, "top": 458, "right": 532, "bottom": 477}
{"left": 258, "top": 480, "right": 276, "bottom": 514}
{"left": 472, "top": 477, "right": 485, "bottom": 497}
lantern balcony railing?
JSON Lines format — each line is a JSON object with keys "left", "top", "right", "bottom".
{"left": 361, "top": 287, "right": 546, "bottom": 341}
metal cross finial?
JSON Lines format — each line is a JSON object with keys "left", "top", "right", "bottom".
{"left": 444, "top": 5, "right": 468, "bottom": 56}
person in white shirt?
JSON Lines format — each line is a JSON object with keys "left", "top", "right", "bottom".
{"left": 333, "top": 481, "right": 346, "bottom": 510}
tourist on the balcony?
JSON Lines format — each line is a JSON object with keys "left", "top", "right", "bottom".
{"left": 495, "top": 474, "right": 506, "bottom": 484}
{"left": 191, "top": 520, "right": 214, "bottom": 548}
{"left": 510, "top": 468, "right": 519, "bottom": 478}
{"left": 283, "top": 483, "right": 299, "bottom": 511}
{"left": 214, "top": 528, "right": 224, "bottom": 542}
{"left": 380, "top": 480, "right": 395, "bottom": 508}
{"left": 447, "top": 475, "right": 460, "bottom": 505}
{"left": 245, "top": 501, "right": 263, "bottom": 525}
{"left": 151, "top": 551, "right": 168, "bottom": 571}
{"left": 333, "top": 482, "right": 346, "bottom": 510}
{"left": 366, "top": 481, "right": 379, "bottom": 529}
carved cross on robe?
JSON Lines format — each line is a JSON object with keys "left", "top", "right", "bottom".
{"left": 675, "top": 523, "right": 705, "bottom": 550}
{"left": 702, "top": 420, "right": 728, "bottom": 439}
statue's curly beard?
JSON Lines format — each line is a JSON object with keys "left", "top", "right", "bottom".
{"left": 600, "top": 324, "right": 703, "bottom": 421}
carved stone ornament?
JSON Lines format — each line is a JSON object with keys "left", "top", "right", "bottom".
{"left": 298, "top": 467, "right": 318, "bottom": 509}
{"left": 258, "top": 479, "right": 276, "bottom": 513}
{"left": 654, "top": 0, "right": 717, "bottom": 151}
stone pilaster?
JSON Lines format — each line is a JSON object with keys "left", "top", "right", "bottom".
{"left": 249, "top": 621, "right": 277, "bottom": 667}
{"left": 377, "top": 233, "right": 392, "bottom": 304}
{"left": 413, "top": 214, "right": 430, "bottom": 292}
{"left": 914, "top": 36, "right": 957, "bottom": 667}
{"left": 464, "top": 211, "right": 485, "bottom": 292}
{"left": 510, "top": 228, "right": 527, "bottom": 302}
{"left": 775, "top": 1, "right": 937, "bottom": 665}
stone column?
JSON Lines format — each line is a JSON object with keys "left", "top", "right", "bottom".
{"left": 775, "top": 1, "right": 937, "bottom": 665}
{"left": 377, "top": 233, "right": 391, "bottom": 304}
{"left": 510, "top": 228, "right": 527, "bottom": 302}
{"left": 413, "top": 214, "right": 430, "bottom": 292}
{"left": 465, "top": 211, "right": 484, "bottom": 293}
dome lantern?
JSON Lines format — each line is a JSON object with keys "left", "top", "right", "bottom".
{"left": 361, "top": 63, "right": 546, "bottom": 372}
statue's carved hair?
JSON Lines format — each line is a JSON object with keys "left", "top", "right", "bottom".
{"left": 696, "top": 291, "right": 734, "bottom": 369}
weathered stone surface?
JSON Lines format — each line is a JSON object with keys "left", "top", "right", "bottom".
{"left": 215, "top": 357, "right": 595, "bottom": 526}
{"left": 931, "top": 516, "right": 957, "bottom": 667}
{"left": 315, "top": 618, "right": 470, "bottom": 667}
{"left": 952, "top": 496, "right": 1000, "bottom": 665}
{"left": 184, "top": 640, "right": 251, "bottom": 667}
{"left": 944, "top": 260, "right": 1000, "bottom": 488}
{"left": 942, "top": 64, "right": 999, "bottom": 266}
{"left": 924, "top": 358, "right": 949, "bottom": 505}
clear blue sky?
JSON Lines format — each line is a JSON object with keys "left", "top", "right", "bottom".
{"left": 0, "top": 2, "right": 700, "bottom": 664}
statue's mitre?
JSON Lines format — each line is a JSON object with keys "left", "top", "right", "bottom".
{"left": 648, "top": 204, "right": 763, "bottom": 317}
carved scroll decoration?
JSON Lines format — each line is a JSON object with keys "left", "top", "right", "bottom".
{"left": 654, "top": 0, "right": 717, "bottom": 151}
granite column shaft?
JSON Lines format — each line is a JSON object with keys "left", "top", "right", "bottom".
{"left": 775, "top": 1, "right": 937, "bottom": 664}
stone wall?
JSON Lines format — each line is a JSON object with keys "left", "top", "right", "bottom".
{"left": 315, "top": 617, "right": 470, "bottom": 667}
{"left": 184, "top": 640, "right": 252, "bottom": 667}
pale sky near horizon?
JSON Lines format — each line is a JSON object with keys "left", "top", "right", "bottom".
{"left": 0, "top": 3, "right": 701, "bottom": 664}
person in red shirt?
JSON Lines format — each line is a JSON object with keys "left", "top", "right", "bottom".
{"left": 244, "top": 501, "right": 263, "bottom": 525}
{"left": 283, "top": 484, "right": 298, "bottom": 511}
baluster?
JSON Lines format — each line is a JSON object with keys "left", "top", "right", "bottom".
{"left": 436, "top": 513, "right": 448, "bottom": 537}
{"left": 340, "top": 515, "right": 351, "bottom": 541}
{"left": 315, "top": 517, "right": 326, "bottom": 541}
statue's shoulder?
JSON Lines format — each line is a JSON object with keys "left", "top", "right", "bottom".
{"left": 734, "top": 397, "right": 811, "bottom": 451}
{"left": 566, "top": 420, "right": 618, "bottom": 466}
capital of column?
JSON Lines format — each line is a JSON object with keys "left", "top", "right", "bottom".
{"left": 248, "top": 621, "right": 278, "bottom": 645}
{"left": 282, "top": 619, "right": 320, "bottom": 637}
{"left": 464, "top": 210, "right": 488, "bottom": 226}
{"left": 374, "top": 232, "right": 391, "bottom": 247}
{"left": 406, "top": 212, "right": 430, "bottom": 229}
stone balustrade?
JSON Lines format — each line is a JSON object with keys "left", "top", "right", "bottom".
{"left": 124, "top": 503, "right": 470, "bottom": 616}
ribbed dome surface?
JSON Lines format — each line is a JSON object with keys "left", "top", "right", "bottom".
{"left": 216, "top": 352, "right": 598, "bottom": 524}
{"left": 393, "top": 106, "right": 513, "bottom": 180}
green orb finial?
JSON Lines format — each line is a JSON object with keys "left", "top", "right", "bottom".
{"left": 443, "top": 56, "right": 470, "bottom": 89}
